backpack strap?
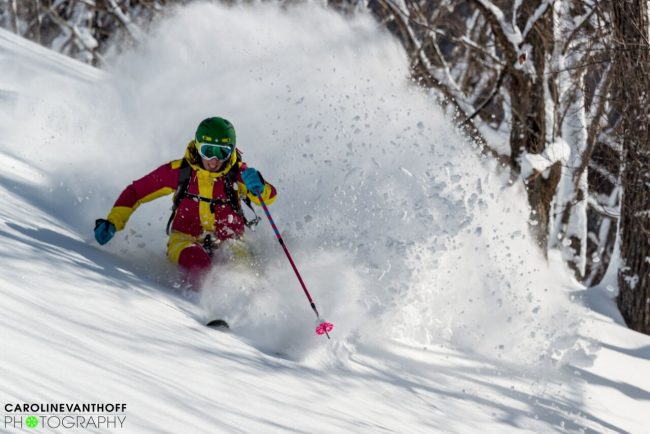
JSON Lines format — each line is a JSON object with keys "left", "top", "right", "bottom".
{"left": 166, "top": 159, "right": 192, "bottom": 235}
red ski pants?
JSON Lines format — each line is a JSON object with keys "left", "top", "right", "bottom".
{"left": 167, "top": 232, "right": 211, "bottom": 288}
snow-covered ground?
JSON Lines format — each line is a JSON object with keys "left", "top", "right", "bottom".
{"left": 1, "top": 3, "right": 649, "bottom": 433}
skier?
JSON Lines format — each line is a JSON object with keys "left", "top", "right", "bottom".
{"left": 94, "top": 117, "right": 277, "bottom": 289}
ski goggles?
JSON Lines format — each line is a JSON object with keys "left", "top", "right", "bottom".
{"left": 197, "top": 142, "right": 234, "bottom": 161}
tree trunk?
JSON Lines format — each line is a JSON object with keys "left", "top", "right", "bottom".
{"left": 611, "top": 0, "right": 650, "bottom": 334}
{"left": 618, "top": 143, "right": 650, "bottom": 333}
{"left": 10, "top": 0, "right": 19, "bottom": 34}
{"left": 32, "top": 0, "right": 41, "bottom": 44}
{"left": 508, "top": 2, "right": 560, "bottom": 251}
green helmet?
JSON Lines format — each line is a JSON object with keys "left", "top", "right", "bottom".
{"left": 195, "top": 117, "right": 236, "bottom": 161}
{"left": 195, "top": 117, "right": 236, "bottom": 144}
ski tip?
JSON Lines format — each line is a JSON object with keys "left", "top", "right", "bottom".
{"left": 206, "top": 319, "right": 230, "bottom": 329}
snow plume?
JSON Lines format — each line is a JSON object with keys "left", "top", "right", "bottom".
{"left": 383, "top": 173, "right": 582, "bottom": 365}
{"left": 2, "top": 3, "right": 580, "bottom": 364}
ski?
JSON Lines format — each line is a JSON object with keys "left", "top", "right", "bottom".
{"left": 206, "top": 319, "right": 230, "bottom": 329}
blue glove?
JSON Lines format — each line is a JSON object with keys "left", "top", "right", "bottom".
{"left": 241, "top": 168, "right": 264, "bottom": 196}
{"left": 94, "top": 219, "right": 116, "bottom": 245}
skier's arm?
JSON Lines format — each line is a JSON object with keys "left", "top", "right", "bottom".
{"left": 238, "top": 161, "right": 277, "bottom": 206}
{"left": 106, "top": 161, "right": 181, "bottom": 230}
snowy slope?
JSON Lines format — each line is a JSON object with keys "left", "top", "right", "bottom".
{"left": 1, "top": 3, "right": 649, "bottom": 433}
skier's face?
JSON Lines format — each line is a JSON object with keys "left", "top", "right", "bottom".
{"left": 201, "top": 156, "right": 227, "bottom": 172}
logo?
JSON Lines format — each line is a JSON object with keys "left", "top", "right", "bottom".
{"left": 24, "top": 416, "right": 38, "bottom": 429}
{"left": 4, "top": 403, "right": 127, "bottom": 431}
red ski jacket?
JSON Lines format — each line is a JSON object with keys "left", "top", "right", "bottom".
{"left": 106, "top": 141, "right": 277, "bottom": 242}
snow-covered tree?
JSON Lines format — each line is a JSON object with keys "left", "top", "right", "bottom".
{"left": 362, "top": 1, "right": 621, "bottom": 281}
{"left": 609, "top": 0, "right": 650, "bottom": 334}
{"left": 0, "top": 0, "right": 174, "bottom": 65}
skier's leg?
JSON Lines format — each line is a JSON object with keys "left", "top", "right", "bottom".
{"left": 177, "top": 243, "right": 211, "bottom": 269}
{"left": 167, "top": 232, "right": 211, "bottom": 290}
